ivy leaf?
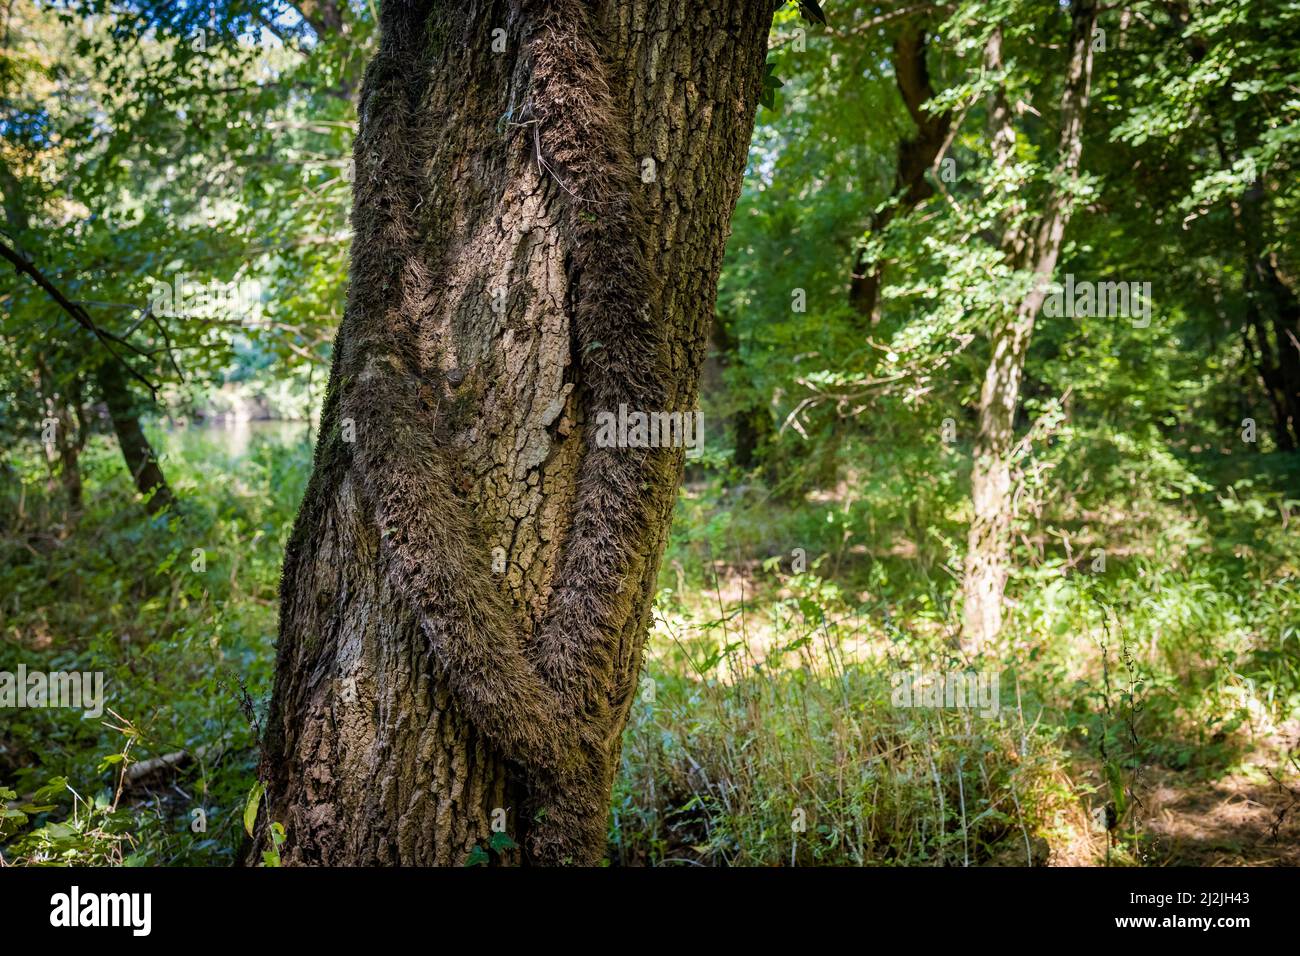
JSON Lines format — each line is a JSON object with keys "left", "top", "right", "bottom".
{"left": 489, "top": 831, "right": 518, "bottom": 853}
{"left": 465, "top": 845, "right": 491, "bottom": 867}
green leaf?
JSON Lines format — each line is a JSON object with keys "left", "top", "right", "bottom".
{"left": 761, "top": 61, "right": 784, "bottom": 111}
{"left": 244, "top": 780, "right": 264, "bottom": 837}
{"left": 97, "top": 753, "right": 126, "bottom": 773}
{"left": 32, "top": 777, "right": 68, "bottom": 803}
{"left": 488, "top": 831, "right": 518, "bottom": 853}
{"left": 465, "top": 845, "right": 491, "bottom": 867}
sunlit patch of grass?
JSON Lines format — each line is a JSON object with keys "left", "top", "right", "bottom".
{"left": 611, "top": 573, "right": 1080, "bottom": 866}
{"left": 615, "top": 449, "right": 1300, "bottom": 866}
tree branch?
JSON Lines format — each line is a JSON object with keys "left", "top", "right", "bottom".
{"left": 0, "top": 235, "right": 160, "bottom": 398}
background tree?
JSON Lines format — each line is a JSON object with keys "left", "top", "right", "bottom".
{"left": 960, "top": 0, "right": 1099, "bottom": 651}
{"left": 1, "top": 0, "right": 369, "bottom": 513}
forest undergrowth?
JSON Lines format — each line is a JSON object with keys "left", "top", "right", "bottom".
{"left": 3, "top": 425, "right": 1296, "bottom": 866}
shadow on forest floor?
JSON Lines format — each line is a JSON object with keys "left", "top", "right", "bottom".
{"left": 1138, "top": 755, "right": 1300, "bottom": 866}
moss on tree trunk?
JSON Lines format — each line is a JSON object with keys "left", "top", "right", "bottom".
{"left": 260, "top": 0, "right": 773, "bottom": 865}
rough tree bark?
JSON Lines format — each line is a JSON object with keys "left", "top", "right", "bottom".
{"left": 960, "top": 0, "right": 1098, "bottom": 653}
{"left": 261, "top": 0, "right": 772, "bottom": 865}
{"left": 95, "top": 360, "right": 174, "bottom": 514}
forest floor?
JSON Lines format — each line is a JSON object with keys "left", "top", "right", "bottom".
{"left": 1052, "top": 727, "right": 1300, "bottom": 866}
{"left": 1137, "top": 741, "right": 1300, "bottom": 866}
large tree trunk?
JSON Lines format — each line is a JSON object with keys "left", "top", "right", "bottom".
{"left": 260, "top": 0, "right": 772, "bottom": 866}
{"left": 95, "top": 360, "right": 174, "bottom": 514}
{"left": 961, "top": 0, "right": 1098, "bottom": 653}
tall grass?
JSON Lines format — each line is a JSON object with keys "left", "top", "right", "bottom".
{"left": 611, "top": 576, "right": 1082, "bottom": 866}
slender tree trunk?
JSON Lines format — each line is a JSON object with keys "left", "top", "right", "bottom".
{"left": 55, "top": 401, "right": 83, "bottom": 510}
{"left": 1258, "top": 258, "right": 1300, "bottom": 447}
{"left": 35, "top": 358, "right": 83, "bottom": 510}
{"left": 1, "top": 173, "right": 170, "bottom": 512}
{"left": 1243, "top": 302, "right": 1296, "bottom": 450}
{"left": 95, "top": 361, "right": 174, "bottom": 514}
{"left": 1237, "top": 183, "right": 1300, "bottom": 449}
{"left": 261, "top": 0, "right": 772, "bottom": 866}
{"left": 0, "top": 168, "right": 84, "bottom": 508}
{"left": 961, "top": 0, "right": 1098, "bottom": 653}
{"left": 709, "top": 310, "right": 770, "bottom": 472}
{"left": 1212, "top": 128, "right": 1299, "bottom": 450}
{"left": 848, "top": 23, "right": 951, "bottom": 323}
